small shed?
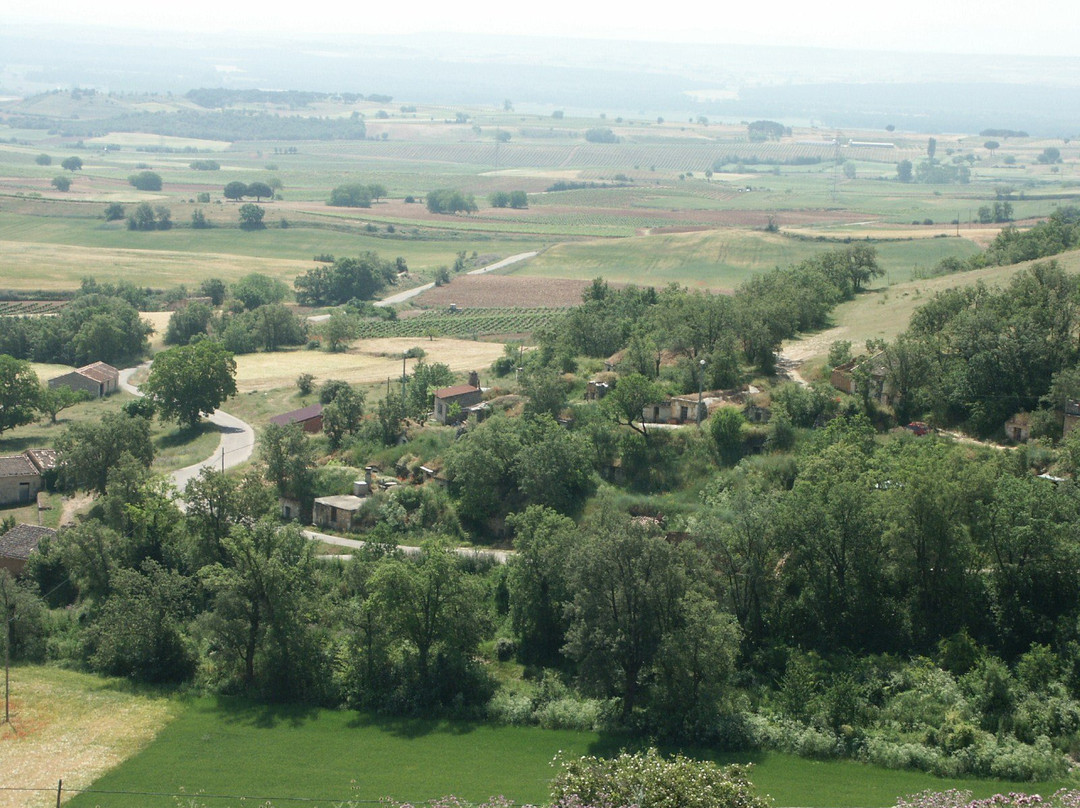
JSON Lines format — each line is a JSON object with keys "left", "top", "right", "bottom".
{"left": 1005, "top": 412, "right": 1031, "bottom": 444}
{"left": 0, "top": 454, "right": 43, "bottom": 506}
{"left": 313, "top": 495, "right": 366, "bottom": 532}
{"left": 269, "top": 403, "right": 324, "bottom": 434}
{"left": 48, "top": 361, "right": 119, "bottom": 398}
{"left": 0, "top": 524, "right": 56, "bottom": 575}
{"left": 433, "top": 384, "right": 483, "bottom": 425}
{"left": 1064, "top": 400, "right": 1080, "bottom": 437}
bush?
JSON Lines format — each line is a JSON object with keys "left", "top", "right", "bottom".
{"left": 51, "top": 176, "right": 71, "bottom": 192}
{"left": 128, "top": 170, "right": 163, "bottom": 191}
{"left": 551, "top": 748, "right": 771, "bottom": 808}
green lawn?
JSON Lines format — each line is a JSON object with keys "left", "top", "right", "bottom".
{"left": 64, "top": 696, "right": 1073, "bottom": 808}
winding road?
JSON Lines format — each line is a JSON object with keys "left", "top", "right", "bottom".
{"left": 118, "top": 364, "right": 256, "bottom": 498}
{"left": 374, "top": 251, "right": 539, "bottom": 307}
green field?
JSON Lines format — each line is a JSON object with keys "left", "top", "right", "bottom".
{"left": 514, "top": 230, "right": 982, "bottom": 289}
{"left": 60, "top": 695, "right": 1071, "bottom": 808}
{"left": 783, "top": 247, "right": 1080, "bottom": 361}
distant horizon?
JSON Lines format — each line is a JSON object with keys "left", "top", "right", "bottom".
{"left": 6, "top": 0, "right": 1080, "bottom": 60}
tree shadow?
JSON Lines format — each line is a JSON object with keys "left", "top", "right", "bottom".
{"left": 155, "top": 421, "right": 218, "bottom": 450}
{"left": 346, "top": 711, "right": 479, "bottom": 738}
{"left": 209, "top": 694, "right": 321, "bottom": 729}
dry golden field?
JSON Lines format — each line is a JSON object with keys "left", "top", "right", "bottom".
{"left": 0, "top": 668, "right": 176, "bottom": 808}
{"left": 233, "top": 337, "right": 506, "bottom": 392}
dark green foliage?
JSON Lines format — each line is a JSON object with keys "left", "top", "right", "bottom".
{"left": 238, "top": 203, "right": 265, "bottom": 230}
{"left": 34, "top": 153, "right": 51, "bottom": 166}
{"left": 0, "top": 293, "right": 151, "bottom": 365}
{"left": 584, "top": 127, "right": 617, "bottom": 143}
{"left": 748, "top": 120, "right": 787, "bottom": 140}
{"left": 223, "top": 181, "right": 248, "bottom": 201}
{"left": 103, "top": 202, "right": 125, "bottom": 221}
{"left": 51, "top": 175, "right": 71, "bottom": 191}
{"left": 189, "top": 159, "right": 220, "bottom": 170}
{"left": 164, "top": 301, "right": 213, "bottom": 345}
{"left": 144, "top": 340, "right": 237, "bottom": 428}
{"left": 891, "top": 260, "right": 1080, "bottom": 435}
{"left": 230, "top": 273, "right": 288, "bottom": 310}
{"left": 246, "top": 181, "right": 272, "bottom": 202}
{"left": 88, "top": 561, "right": 195, "bottom": 682}
{"left": 328, "top": 183, "right": 386, "bottom": 207}
{"left": 56, "top": 413, "right": 154, "bottom": 494}
{"left": 199, "top": 278, "right": 227, "bottom": 305}
{"left": 425, "top": 188, "right": 478, "bottom": 214}
{"left": 0, "top": 355, "right": 40, "bottom": 436}
{"left": 294, "top": 253, "right": 398, "bottom": 305}
{"left": 126, "top": 202, "right": 171, "bottom": 230}
{"left": 128, "top": 170, "right": 162, "bottom": 191}
{"left": 219, "top": 304, "right": 307, "bottom": 354}
{"left": 61, "top": 156, "right": 82, "bottom": 171}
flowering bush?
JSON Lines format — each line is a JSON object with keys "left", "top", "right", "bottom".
{"left": 550, "top": 748, "right": 771, "bottom": 808}
{"left": 896, "top": 789, "right": 1080, "bottom": 808}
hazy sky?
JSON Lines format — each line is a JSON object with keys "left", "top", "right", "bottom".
{"left": 9, "top": 0, "right": 1080, "bottom": 58}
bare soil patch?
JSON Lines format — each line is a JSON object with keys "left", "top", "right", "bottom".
{"left": 413, "top": 275, "right": 596, "bottom": 308}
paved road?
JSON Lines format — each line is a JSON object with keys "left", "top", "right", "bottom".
{"left": 304, "top": 528, "right": 511, "bottom": 564}
{"left": 373, "top": 251, "right": 539, "bottom": 307}
{"left": 118, "top": 363, "right": 256, "bottom": 498}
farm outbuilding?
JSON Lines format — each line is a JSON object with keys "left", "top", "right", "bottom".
{"left": 313, "top": 495, "right": 366, "bottom": 532}
{"left": 0, "top": 453, "right": 44, "bottom": 506}
{"left": 48, "top": 361, "right": 120, "bottom": 398}
{"left": 433, "top": 383, "right": 483, "bottom": 424}
{"left": 0, "top": 524, "right": 56, "bottom": 576}
{"left": 1005, "top": 412, "right": 1031, "bottom": 443}
{"left": 269, "top": 403, "right": 324, "bottom": 433}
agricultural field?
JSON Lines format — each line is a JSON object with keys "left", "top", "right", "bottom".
{"left": 413, "top": 275, "right": 599, "bottom": 308}
{"left": 0, "top": 667, "right": 177, "bottom": 808}
{"left": 783, "top": 246, "right": 1080, "bottom": 362}
{"left": 232, "top": 337, "right": 507, "bottom": 392}
{"left": 0, "top": 667, "right": 1048, "bottom": 808}
{"left": 513, "top": 229, "right": 983, "bottom": 289}
{"left": 2, "top": 93, "right": 1078, "bottom": 301}
{"left": 354, "top": 308, "right": 566, "bottom": 340}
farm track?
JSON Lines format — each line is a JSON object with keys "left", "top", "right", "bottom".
{"left": 375, "top": 251, "right": 538, "bottom": 306}
{"left": 118, "top": 364, "right": 255, "bottom": 503}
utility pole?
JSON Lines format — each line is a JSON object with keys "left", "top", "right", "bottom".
{"left": 2, "top": 576, "right": 13, "bottom": 725}
{"left": 697, "top": 358, "right": 706, "bottom": 427}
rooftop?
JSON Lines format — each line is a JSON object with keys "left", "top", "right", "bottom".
{"left": 0, "top": 454, "right": 37, "bottom": 478}
{"left": 0, "top": 524, "right": 57, "bottom": 561}
{"left": 269, "top": 403, "right": 324, "bottom": 426}
{"left": 434, "top": 384, "right": 481, "bottom": 399}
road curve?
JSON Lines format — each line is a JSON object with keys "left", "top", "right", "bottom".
{"left": 304, "top": 528, "right": 511, "bottom": 564}
{"left": 373, "top": 251, "right": 539, "bottom": 307}
{"left": 118, "top": 363, "right": 256, "bottom": 497}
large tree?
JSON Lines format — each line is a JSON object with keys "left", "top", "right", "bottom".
{"left": 0, "top": 355, "right": 40, "bottom": 437}
{"left": 55, "top": 413, "right": 154, "bottom": 494}
{"left": 144, "top": 340, "right": 237, "bottom": 428}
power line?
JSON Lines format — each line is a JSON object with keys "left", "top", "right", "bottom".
{"left": 0, "top": 785, "right": 528, "bottom": 806}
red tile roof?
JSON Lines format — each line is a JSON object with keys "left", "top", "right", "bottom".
{"left": 434, "top": 384, "right": 481, "bottom": 399}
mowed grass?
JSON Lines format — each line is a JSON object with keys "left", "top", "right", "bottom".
{"left": 514, "top": 229, "right": 982, "bottom": 290}
{"left": 0, "top": 667, "right": 177, "bottom": 808}
{"left": 60, "top": 692, "right": 1073, "bottom": 808}
{"left": 0, "top": 381, "right": 220, "bottom": 475}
